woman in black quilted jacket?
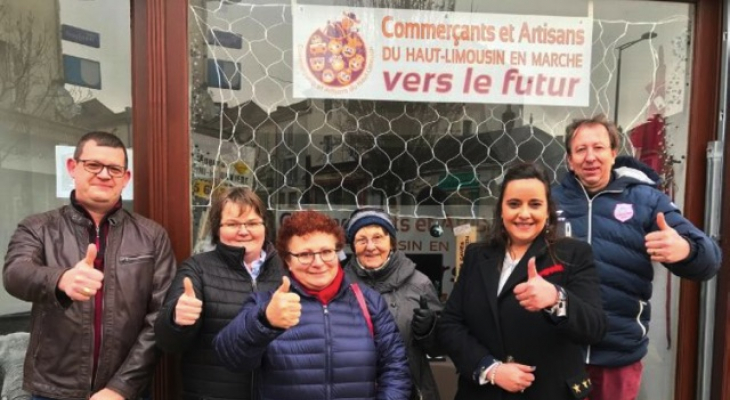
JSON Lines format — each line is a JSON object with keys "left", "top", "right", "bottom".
{"left": 154, "top": 187, "right": 284, "bottom": 400}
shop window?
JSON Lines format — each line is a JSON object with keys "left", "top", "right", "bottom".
{"left": 0, "top": 0, "right": 132, "bottom": 350}
{"left": 189, "top": 3, "right": 697, "bottom": 398}
{"left": 0, "top": 40, "right": 17, "bottom": 106}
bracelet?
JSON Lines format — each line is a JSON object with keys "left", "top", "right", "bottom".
{"left": 489, "top": 361, "right": 502, "bottom": 385}
{"left": 552, "top": 284, "right": 561, "bottom": 307}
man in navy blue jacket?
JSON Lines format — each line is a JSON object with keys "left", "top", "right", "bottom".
{"left": 552, "top": 114, "right": 721, "bottom": 400}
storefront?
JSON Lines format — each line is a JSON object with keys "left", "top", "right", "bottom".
{"left": 1, "top": 0, "right": 729, "bottom": 399}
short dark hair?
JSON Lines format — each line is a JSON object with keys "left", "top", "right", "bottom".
{"left": 564, "top": 114, "right": 620, "bottom": 155}
{"left": 487, "top": 162, "right": 558, "bottom": 249}
{"left": 74, "top": 131, "right": 129, "bottom": 169}
{"left": 209, "top": 186, "right": 267, "bottom": 245}
{"left": 276, "top": 210, "right": 346, "bottom": 262}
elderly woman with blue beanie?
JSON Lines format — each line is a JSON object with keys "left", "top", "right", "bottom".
{"left": 344, "top": 208, "right": 444, "bottom": 400}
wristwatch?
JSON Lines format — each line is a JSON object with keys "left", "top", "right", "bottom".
{"left": 548, "top": 285, "right": 567, "bottom": 317}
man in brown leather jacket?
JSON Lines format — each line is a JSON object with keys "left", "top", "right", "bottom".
{"left": 3, "top": 131, "right": 176, "bottom": 400}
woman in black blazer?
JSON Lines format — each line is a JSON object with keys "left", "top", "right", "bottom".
{"left": 439, "top": 163, "right": 606, "bottom": 400}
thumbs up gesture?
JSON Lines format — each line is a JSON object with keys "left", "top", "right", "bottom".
{"left": 644, "top": 212, "right": 691, "bottom": 263}
{"left": 174, "top": 277, "right": 203, "bottom": 326}
{"left": 58, "top": 244, "right": 105, "bottom": 301}
{"left": 513, "top": 257, "right": 559, "bottom": 312}
{"left": 411, "top": 295, "right": 436, "bottom": 336}
{"left": 265, "top": 277, "right": 301, "bottom": 329}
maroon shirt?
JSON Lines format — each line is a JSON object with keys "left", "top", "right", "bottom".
{"left": 70, "top": 191, "right": 123, "bottom": 379}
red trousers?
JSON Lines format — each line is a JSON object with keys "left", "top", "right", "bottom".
{"left": 586, "top": 361, "right": 643, "bottom": 400}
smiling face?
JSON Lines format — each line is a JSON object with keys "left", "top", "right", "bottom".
{"left": 322, "top": 69, "right": 335, "bottom": 83}
{"left": 328, "top": 39, "right": 342, "bottom": 55}
{"left": 309, "top": 35, "right": 327, "bottom": 55}
{"left": 352, "top": 225, "right": 392, "bottom": 269}
{"left": 330, "top": 55, "right": 345, "bottom": 71}
{"left": 337, "top": 69, "right": 352, "bottom": 84}
{"left": 567, "top": 123, "right": 617, "bottom": 193}
{"left": 309, "top": 57, "right": 325, "bottom": 72}
{"left": 342, "top": 44, "right": 357, "bottom": 58}
{"left": 67, "top": 140, "right": 130, "bottom": 214}
{"left": 349, "top": 54, "right": 364, "bottom": 71}
{"left": 218, "top": 202, "right": 266, "bottom": 262}
{"left": 501, "top": 178, "right": 548, "bottom": 249}
{"left": 286, "top": 231, "right": 340, "bottom": 290}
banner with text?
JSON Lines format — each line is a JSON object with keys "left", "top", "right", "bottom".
{"left": 293, "top": 5, "right": 593, "bottom": 106}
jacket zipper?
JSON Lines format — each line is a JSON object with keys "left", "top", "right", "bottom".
{"left": 576, "top": 178, "right": 621, "bottom": 365}
{"left": 250, "top": 369, "right": 258, "bottom": 400}
{"left": 576, "top": 177, "right": 622, "bottom": 245}
{"left": 636, "top": 300, "right": 648, "bottom": 337}
{"left": 248, "top": 263, "right": 263, "bottom": 399}
{"left": 119, "top": 255, "right": 155, "bottom": 263}
{"left": 91, "top": 224, "right": 101, "bottom": 391}
{"left": 323, "top": 305, "right": 332, "bottom": 400}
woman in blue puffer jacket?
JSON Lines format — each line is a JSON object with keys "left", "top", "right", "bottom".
{"left": 214, "top": 210, "right": 411, "bottom": 400}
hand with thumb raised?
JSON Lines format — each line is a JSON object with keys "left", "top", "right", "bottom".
{"left": 513, "top": 257, "right": 558, "bottom": 312}
{"left": 266, "top": 276, "right": 301, "bottom": 329}
{"left": 83, "top": 243, "right": 97, "bottom": 267}
{"left": 276, "top": 276, "right": 291, "bottom": 294}
{"left": 645, "top": 211, "right": 690, "bottom": 263}
{"left": 657, "top": 212, "right": 669, "bottom": 231}
{"left": 175, "top": 277, "right": 203, "bottom": 326}
{"left": 412, "top": 295, "right": 436, "bottom": 336}
{"left": 58, "top": 244, "right": 104, "bottom": 301}
{"left": 526, "top": 258, "right": 539, "bottom": 280}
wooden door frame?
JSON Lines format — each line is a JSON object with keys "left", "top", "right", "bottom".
{"left": 131, "top": 0, "right": 189, "bottom": 398}
{"left": 128, "top": 0, "right": 724, "bottom": 399}
{"left": 711, "top": 0, "right": 730, "bottom": 395}
{"left": 678, "top": 0, "right": 724, "bottom": 399}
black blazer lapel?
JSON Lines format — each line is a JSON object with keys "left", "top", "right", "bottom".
{"left": 497, "top": 235, "right": 549, "bottom": 300}
{"left": 477, "top": 247, "right": 504, "bottom": 346}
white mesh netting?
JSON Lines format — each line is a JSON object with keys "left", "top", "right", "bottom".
{"left": 188, "top": 4, "right": 693, "bottom": 398}
{"left": 189, "top": 0, "right": 692, "bottom": 232}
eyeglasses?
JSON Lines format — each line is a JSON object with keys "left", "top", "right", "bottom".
{"left": 77, "top": 159, "right": 126, "bottom": 178}
{"left": 220, "top": 221, "right": 265, "bottom": 230}
{"left": 288, "top": 249, "right": 337, "bottom": 265}
{"left": 354, "top": 234, "right": 387, "bottom": 247}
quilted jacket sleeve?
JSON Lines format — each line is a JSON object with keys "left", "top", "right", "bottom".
{"left": 651, "top": 189, "right": 721, "bottom": 281}
{"left": 213, "top": 292, "right": 282, "bottom": 371}
{"left": 154, "top": 258, "right": 204, "bottom": 354}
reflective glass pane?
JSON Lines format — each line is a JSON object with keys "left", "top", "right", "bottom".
{"left": 189, "top": 2, "right": 695, "bottom": 398}
{"left": 0, "top": 0, "right": 132, "bottom": 354}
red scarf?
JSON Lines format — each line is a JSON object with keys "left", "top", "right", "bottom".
{"left": 297, "top": 266, "right": 344, "bottom": 305}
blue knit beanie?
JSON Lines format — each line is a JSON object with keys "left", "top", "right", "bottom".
{"left": 346, "top": 208, "right": 397, "bottom": 246}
